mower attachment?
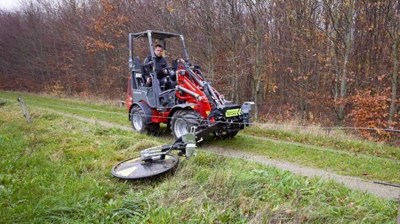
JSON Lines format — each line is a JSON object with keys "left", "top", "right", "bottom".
{"left": 111, "top": 132, "right": 196, "bottom": 180}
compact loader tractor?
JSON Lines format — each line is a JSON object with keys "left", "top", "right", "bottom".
{"left": 125, "top": 30, "right": 253, "bottom": 140}
{"left": 111, "top": 30, "right": 253, "bottom": 180}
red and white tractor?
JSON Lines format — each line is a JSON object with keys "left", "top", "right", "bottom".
{"left": 125, "top": 30, "right": 254, "bottom": 141}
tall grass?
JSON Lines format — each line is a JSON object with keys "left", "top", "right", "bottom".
{"left": 0, "top": 98, "right": 398, "bottom": 223}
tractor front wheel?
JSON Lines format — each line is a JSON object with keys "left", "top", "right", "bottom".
{"left": 130, "top": 105, "right": 159, "bottom": 135}
{"left": 170, "top": 110, "right": 201, "bottom": 139}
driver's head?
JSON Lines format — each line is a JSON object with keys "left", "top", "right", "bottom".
{"left": 154, "top": 44, "right": 163, "bottom": 57}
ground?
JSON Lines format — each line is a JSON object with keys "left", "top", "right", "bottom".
{"left": 57, "top": 110, "right": 400, "bottom": 200}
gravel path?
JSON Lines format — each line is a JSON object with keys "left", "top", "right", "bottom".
{"left": 56, "top": 111, "right": 400, "bottom": 200}
{"left": 205, "top": 147, "right": 400, "bottom": 200}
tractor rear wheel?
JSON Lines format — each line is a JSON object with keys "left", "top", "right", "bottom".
{"left": 170, "top": 110, "right": 201, "bottom": 139}
{"left": 130, "top": 105, "right": 159, "bottom": 135}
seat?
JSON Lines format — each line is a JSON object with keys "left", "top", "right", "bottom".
{"left": 133, "top": 56, "right": 142, "bottom": 73}
{"left": 132, "top": 56, "right": 145, "bottom": 87}
{"left": 136, "top": 73, "right": 144, "bottom": 87}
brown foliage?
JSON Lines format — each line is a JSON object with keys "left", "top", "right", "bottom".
{"left": 349, "top": 89, "right": 398, "bottom": 140}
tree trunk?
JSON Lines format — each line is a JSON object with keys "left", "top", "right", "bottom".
{"left": 325, "top": 0, "right": 356, "bottom": 123}
{"left": 388, "top": 38, "right": 399, "bottom": 125}
{"left": 206, "top": 34, "right": 215, "bottom": 82}
{"left": 254, "top": 29, "right": 264, "bottom": 119}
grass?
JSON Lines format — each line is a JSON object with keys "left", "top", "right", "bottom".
{"left": 208, "top": 135, "right": 400, "bottom": 183}
{"left": 243, "top": 126, "right": 400, "bottom": 160}
{"left": 1, "top": 91, "right": 400, "bottom": 183}
{"left": 0, "top": 102, "right": 398, "bottom": 223}
{"left": 0, "top": 92, "right": 399, "bottom": 222}
{"left": 0, "top": 91, "right": 127, "bottom": 126}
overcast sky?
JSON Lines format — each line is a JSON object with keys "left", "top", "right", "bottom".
{"left": 0, "top": 0, "right": 21, "bottom": 11}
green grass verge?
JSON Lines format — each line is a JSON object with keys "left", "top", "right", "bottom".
{"left": 0, "top": 91, "right": 127, "bottom": 126}
{"left": 208, "top": 135, "right": 400, "bottom": 184}
{"left": 0, "top": 102, "right": 397, "bottom": 223}
{"left": 1, "top": 91, "right": 399, "bottom": 182}
{"left": 243, "top": 126, "right": 400, "bottom": 160}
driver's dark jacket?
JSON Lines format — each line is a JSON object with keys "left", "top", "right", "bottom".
{"left": 145, "top": 55, "right": 167, "bottom": 79}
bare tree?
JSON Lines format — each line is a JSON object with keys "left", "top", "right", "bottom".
{"left": 243, "top": 0, "right": 270, "bottom": 118}
{"left": 388, "top": 0, "right": 400, "bottom": 126}
{"left": 324, "top": 0, "right": 357, "bottom": 123}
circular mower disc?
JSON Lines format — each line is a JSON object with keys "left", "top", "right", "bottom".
{"left": 111, "top": 154, "right": 179, "bottom": 180}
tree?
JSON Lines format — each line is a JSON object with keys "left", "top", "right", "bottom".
{"left": 324, "top": 0, "right": 357, "bottom": 123}
{"left": 388, "top": 0, "right": 400, "bottom": 127}
{"left": 243, "top": 0, "right": 270, "bottom": 118}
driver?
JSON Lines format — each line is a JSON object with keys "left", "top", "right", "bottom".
{"left": 144, "top": 44, "right": 171, "bottom": 89}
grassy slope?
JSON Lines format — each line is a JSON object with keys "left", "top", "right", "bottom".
{"left": 0, "top": 100, "right": 397, "bottom": 223}
{"left": 1, "top": 92, "right": 399, "bottom": 183}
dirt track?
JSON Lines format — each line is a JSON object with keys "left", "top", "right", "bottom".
{"left": 58, "top": 111, "right": 400, "bottom": 201}
{"left": 206, "top": 147, "right": 400, "bottom": 200}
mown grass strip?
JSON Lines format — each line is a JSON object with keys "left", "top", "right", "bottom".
{"left": 241, "top": 134, "right": 398, "bottom": 163}
{"left": 0, "top": 91, "right": 127, "bottom": 125}
{"left": 244, "top": 126, "right": 400, "bottom": 160}
{"left": 209, "top": 135, "right": 400, "bottom": 184}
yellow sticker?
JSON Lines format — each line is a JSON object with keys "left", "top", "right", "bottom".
{"left": 116, "top": 166, "right": 138, "bottom": 177}
{"left": 225, "top": 108, "right": 241, "bottom": 117}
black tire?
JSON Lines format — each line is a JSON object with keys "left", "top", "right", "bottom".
{"left": 170, "top": 110, "right": 201, "bottom": 139}
{"left": 146, "top": 123, "right": 160, "bottom": 136}
{"left": 130, "top": 105, "right": 159, "bottom": 135}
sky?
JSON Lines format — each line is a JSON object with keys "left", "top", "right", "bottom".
{"left": 0, "top": 0, "right": 21, "bottom": 11}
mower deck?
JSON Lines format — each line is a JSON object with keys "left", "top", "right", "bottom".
{"left": 111, "top": 154, "right": 179, "bottom": 180}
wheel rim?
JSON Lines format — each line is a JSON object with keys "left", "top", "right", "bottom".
{"left": 174, "top": 118, "right": 188, "bottom": 138}
{"left": 132, "top": 112, "right": 143, "bottom": 130}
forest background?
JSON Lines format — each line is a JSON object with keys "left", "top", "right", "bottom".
{"left": 0, "top": 0, "right": 399, "bottom": 142}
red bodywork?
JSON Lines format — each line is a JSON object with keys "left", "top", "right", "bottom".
{"left": 125, "top": 80, "right": 133, "bottom": 111}
{"left": 126, "top": 64, "right": 213, "bottom": 124}
{"left": 175, "top": 67, "right": 212, "bottom": 118}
